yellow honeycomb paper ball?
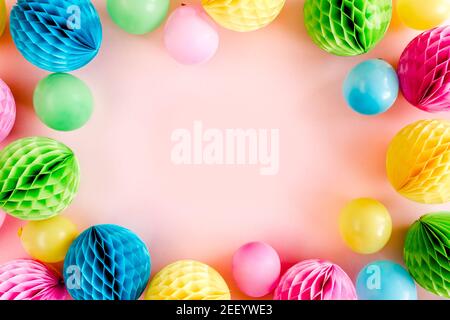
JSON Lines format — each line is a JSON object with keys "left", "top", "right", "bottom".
{"left": 202, "top": 0, "right": 286, "bottom": 32}
{"left": 386, "top": 119, "right": 450, "bottom": 204}
{"left": 145, "top": 260, "right": 231, "bottom": 300}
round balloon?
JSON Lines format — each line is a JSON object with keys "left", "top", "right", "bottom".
{"left": 107, "top": 0, "right": 169, "bottom": 35}
{"left": 0, "top": 78, "right": 16, "bottom": 143}
{"left": 34, "top": 73, "right": 93, "bottom": 131}
{"left": 343, "top": 59, "right": 399, "bottom": 115}
{"left": 232, "top": 242, "right": 281, "bottom": 297}
{"left": 397, "top": 0, "right": 450, "bottom": 30}
{"left": 164, "top": 5, "right": 219, "bottom": 65}
{"left": 304, "top": 0, "right": 392, "bottom": 56}
{"left": 339, "top": 198, "right": 392, "bottom": 254}
{"left": 356, "top": 260, "right": 417, "bottom": 300}
{"left": 19, "top": 216, "right": 78, "bottom": 263}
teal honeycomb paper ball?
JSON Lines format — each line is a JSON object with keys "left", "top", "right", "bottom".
{"left": 0, "top": 137, "right": 80, "bottom": 220}
{"left": 10, "top": 0, "right": 102, "bottom": 72}
{"left": 304, "top": 0, "right": 392, "bottom": 56}
{"left": 64, "top": 224, "right": 151, "bottom": 300}
{"left": 404, "top": 212, "right": 450, "bottom": 298}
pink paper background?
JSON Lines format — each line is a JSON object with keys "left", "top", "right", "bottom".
{"left": 0, "top": 0, "right": 448, "bottom": 300}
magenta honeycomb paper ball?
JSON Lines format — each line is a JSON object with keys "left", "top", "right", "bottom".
{"left": 398, "top": 26, "right": 450, "bottom": 113}
{"left": 274, "top": 259, "right": 356, "bottom": 300}
{"left": 0, "top": 259, "right": 67, "bottom": 300}
{"left": 0, "top": 79, "right": 16, "bottom": 142}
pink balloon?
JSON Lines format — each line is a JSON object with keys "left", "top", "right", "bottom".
{"left": 0, "top": 259, "right": 67, "bottom": 300}
{"left": 232, "top": 242, "right": 281, "bottom": 297}
{"left": 0, "top": 78, "right": 16, "bottom": 142}
{"left": 164, "top": 5, "right": 219, "bottom": 65}
{"left": 398, "top": 26, "right": 450, "bottom": 112}
{"left": 274, "top": 259, "right": 356, "bottom": 300}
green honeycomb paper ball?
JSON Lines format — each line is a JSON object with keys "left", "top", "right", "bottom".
{"left": 404, "top": 212, "right": 450, "bottom": 298}
{"left": 0, "top": 137, "right": 80, "bottom": 220}
{"left": 304, "top": 0, "right": 392, "bottom": 56}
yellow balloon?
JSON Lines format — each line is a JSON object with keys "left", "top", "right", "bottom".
{"left": 19, "top": 216, "right": 78, "bottom": 263}
{"left": 397, "top": 0, "right": 450, "bottom": 30}
{"left": 145, "top": 260, "right": 231, "bottom": 300}
{"left": 339, "top": 198, "right": 392, "bottom": 254}
{"left": 0, "top": 0, "right": 6, "bottom": 37}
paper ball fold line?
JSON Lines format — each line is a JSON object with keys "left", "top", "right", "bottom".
{"left": 202, "top": 0, "right": 285, "bottom": 32}
{"left": 274, "top": 259, "right": 356, "bottom": 300}
{"left": 0, "top": 78, "right": 16, "bottom": 143}
{"left": 386, "top": 119, "right": 450, "bottom": 204}
{"left": 404, "top": 212, "right": 450, "bottom": 298}
{"left": 145, "top": 260, "right": 231, "bottom": 300}
{"left": 63, "top": 224, "right": 151, "bottom": 300}
{"left": 398, "top": 26, "right": 450, "bottom": 112}
{"left": 0, "top": 259, "right": 67, "bottom": 300}
{"left": 0, "top": 137, "right": 80, "bottom": 220}
{"left": 304, "top": 0, "right": 392, "bottom": 56}
{"left": 10, "top": 0, "right": 102, "bottom": 72}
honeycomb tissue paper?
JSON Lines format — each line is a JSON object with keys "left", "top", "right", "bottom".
{"left": 386, "top": 119, "right": 450, "bottom": 204}
{"left": 202, "top": 0, "right": 286, "bottom": 32}
{"left": 398, "top": 26, "right": 450, "bottom": 112}
{"left": 0, "top": 78, "right": 16, "bottom": 143}
{"left": 0, "top": 137, "right": 80, "bottom": 220}
{"left": 304, "top": 0, "right": 392, "bottom": 56}
{"left": 0, "top": 259, "right": 67, "bottom": 300}
{"left": 404, "top": 212, "right": 450, "bottom": 298}
{"left": 145, "top": 260, "right": 231, "bottom": 300}
{"left": 273, "top": 259, "right": 357, "bottom": 300}
{"left": 10, "top": 0, "right": 102, "bottom": 72}
{"left": 63, "top": 224, "right": 151, "bottom": 300}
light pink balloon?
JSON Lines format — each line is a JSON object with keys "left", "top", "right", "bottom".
{"left": 0, "top": 79, "right": 16, "bottom": 142}
{"left": 0, "top": 259, "right": 67, "bottom": 300}
{"left": 232, "top": 242, "right": 281, "bottom": 297}
{"left": 164, "top": 5, "right": 219, "bottom": 65}
{"left": 274, "top": 259, "right": 356, "bottom": 300}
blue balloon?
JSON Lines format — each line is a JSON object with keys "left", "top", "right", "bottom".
{"left": 343, "top": 59, "right": 399, "bottom": 115}
{"left": 63, "top": 224, "right": 151, "bottom": 300}
{"left": 356, "top": 260, "right": 417, "bottom": 300}
{"left": 10, "top": 0, "right": 102, "bottom": 72}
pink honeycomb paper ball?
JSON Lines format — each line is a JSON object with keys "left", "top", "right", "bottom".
{"left": 274, "top": 259, "right": 356, "bottom": 300}
{"left": 232, "top": 242, "right": 281, "bottom": 297}
{"left": 398, "top": 26, "right": 450, "bottom": 113}
{"left": 0, "top": 259, "right": 67, "bottom": 300}
{"left": 0, "top": 79, "right": 16, "bottom": 142}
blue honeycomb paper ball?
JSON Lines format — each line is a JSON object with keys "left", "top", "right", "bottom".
{"left": 10, "top": 0, "right": 102, "bottom": 72}
{"left": 63, "top": 224, "right": 151, "bottom": 300}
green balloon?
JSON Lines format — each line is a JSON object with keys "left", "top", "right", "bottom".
{"left": 34, "top": 73, "right": 93, "bottom": 132}
{"left": 107, "top": 0, "right": 170, "bottom": 35}
{"left": 304, "top": 0, "right": 392, "bottom": 56}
